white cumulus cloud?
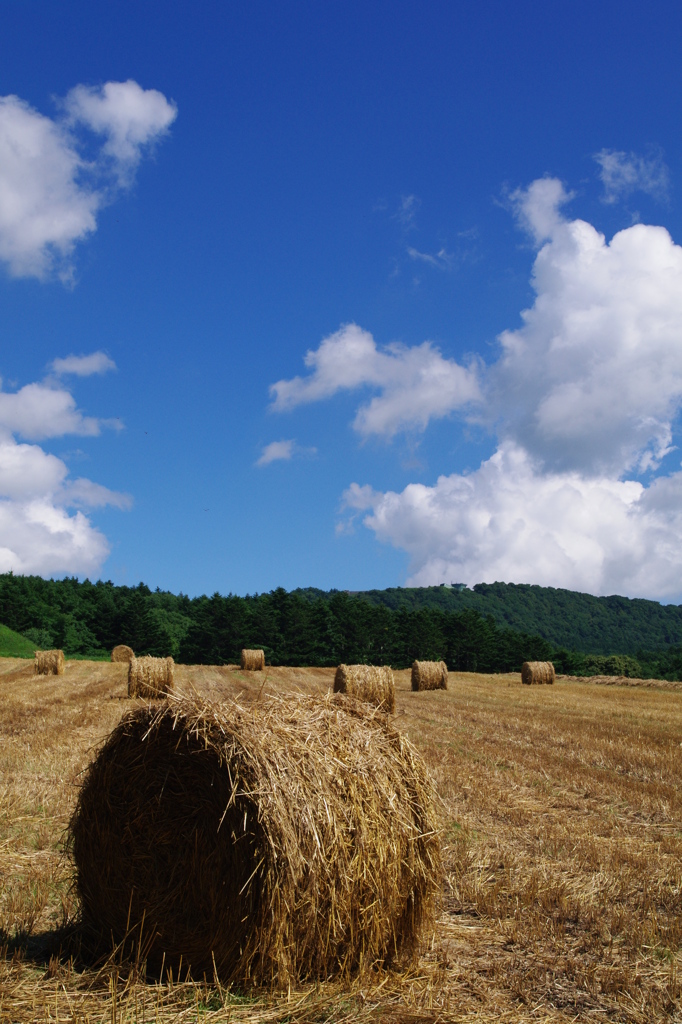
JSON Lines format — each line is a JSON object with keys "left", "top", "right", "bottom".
{"left": 270, "top": 322, "right": 481, "bottom": 438}
{"left": 343, "top": 444, "right": 682, "bottom": 600}
{"left": 0, "top": 500, "right": 111, "bottom": 578}
{"left": 0, "top": 360, "right": 129, "bottom": 577}
{"left": 0, "top": 81, "right": 176, "bottom": 280}
{"left": 508, "top": 176, "right": 573, "bottom": 246}
{"left": 290, "top": 175, "right": 682, "bottom": 601}
{"left": 489, "top": 183, "right": 682, "bottom": 476}
{"left": 64, "top": 80, "right": 177, "bottom": 185}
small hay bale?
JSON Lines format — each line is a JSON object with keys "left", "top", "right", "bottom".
{"left": 111, "top": 644, "right": 134, "bottom": 664}
{"left": 127, "top": 656, "right": 175, "bottom": 698}
{"left": 241, "top": 648, "right": 265, "bottom": 671}
{"left": 333, "top": 664, "right": 395, "bottom": 713}
{"left": 521, "top": 661, "right": 555, "bottom": 685}
{"left": 69, "top": 692, "right": 441, "bottom": 986}
{"left": 34, "top": 649, "right": 65, "bottom": 676}
{"left": 411, "top": 660, "right": 448, "bottom": 692}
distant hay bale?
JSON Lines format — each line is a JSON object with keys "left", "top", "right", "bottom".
{"left": 333, "top": 664, "right": 396, "bottom": 713}
{"left": 241, "top": 648, "right": 265, "bottom": 671}
{"left": 111, "top": 644, "right": 134, "bottom": 664}
{"left": 521, "top": 661, "right": 555, "bottom": 685}
{"left": 127, "top": 656, "right": 175, "bottom": 698}
{"left": 411, "top": 660, "right": 448, "bottom": 692}
{"left": 34, "top": 649, "right": 65, "bottom": 676}
{"left": 69, "top": 692, "right": 441, "bottom": 986}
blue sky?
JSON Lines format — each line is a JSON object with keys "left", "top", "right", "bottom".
{"left": 3, "top": 1, "right": 682, "bottom": 600}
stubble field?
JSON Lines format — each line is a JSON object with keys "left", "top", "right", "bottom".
{"left": 0, "top": 658, "right": 680, "bottom": 1022}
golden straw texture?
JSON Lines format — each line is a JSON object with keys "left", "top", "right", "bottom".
{"left": 33, "top": 649, "right": 65, "bottom": 676}
{"left": 411, "top": 660, "right": 448, "bottom": 691}
{"left": 69, "top": 691, "right": 441, "bottom": 987}
{"left": 333, "top": 664, "right": 395, "bottom": 713}
{"left": 521, "top": 661, "right": 555, "bottom": 685}
{"left": 111, "top": 644, "right": 134, "bottom": 663}
{"left": 127, "top": 655, "right": 175, "bottom": 698}
{"left": 241, "top": 648, "right": 265, "bottom": 670}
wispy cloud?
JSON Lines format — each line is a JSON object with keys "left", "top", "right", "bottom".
{"left": 394, "top": 194, "right": 420, "bottom": 230}
{"left": 50, "top": 352, "right": 117, "bottom": 377}
{"left": 407, "top": 246, "right": 454, "bottom": 270}
{"left": 256, "top": 439, "right": 317, "bottom": 466}
{"left": 594, "top": 148, "right": 670, "bottom": 205}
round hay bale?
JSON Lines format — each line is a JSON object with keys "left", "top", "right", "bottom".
{"left": 34, "top": 649, "right": 65, "bottom": 676}
{"left": 111, "top": 644, "right": 134, "bottom": 664}
{"left": 127, "top": 655, "right": 174, "bottom": 698}
{"left": 241, "top": 648, "right": 265, "bottom": 671}
{"left": 333, "top": 664, "right": 395, "bottom": 713}
{"left": 521, "top": 661, "right": 555, "bottom": 685}
{"left": 70, "top": 692, "right": 441, "bottom": 986}
{"left": 411, "top": 660, "right": 448, "bottom": 692}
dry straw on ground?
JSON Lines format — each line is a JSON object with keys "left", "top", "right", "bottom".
{"left": 333, "top": 664, "right": 396, "bottom": 713}
{"left": 241, "top": 648, "right": 265, "bottom": 670}
{"left": 110, "top": 644, "right": 134, "bottom": 663}
{"left": 127, "top": 655, "right": 175, "bottom": 698}
{"left": 2, "top": 661, "right": 682, "bottom": 1022}
{"left": 33, "top": 649, "right": 64, "bottom": 676}
{"left": 69, "top": 691, "right": 440, "bottom": 987}
{"left": 521, "top": 660, "right": 555, "bottom": 685}
{"left": 411, "top": 660, "right": 448, "bottom": 691}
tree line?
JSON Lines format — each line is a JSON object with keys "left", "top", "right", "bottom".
{"left": 318, "top": 580, "right": 682, "bottom": 655}
{"left": 1, "top": 572, "right": 681, "bottom": 679}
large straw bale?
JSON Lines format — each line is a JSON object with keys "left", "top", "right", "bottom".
{"left": 411, "top": 660, "right": 448, "bottom": 692}
{"left": 70, "top": 691, "right": 441, "bottom": 987}
{"left": 111, "top": 644, "right": 134, "bottom": 664}
{"left": 521, "top": 661, "right": 555, "bottom": 685}
{"left": 241, "top": 648, "right": 265, "bottom": 671}
{"left": 333, "top": 664, "right": 395, "bottom": 713}
{"left": 127, "top": 655, "right": 174, "bottom": 698}
{"left": 34, "top": 649, "right": 65, "bottom": 676}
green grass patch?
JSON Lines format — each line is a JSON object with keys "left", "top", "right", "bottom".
{"left": 0, "top": 623, "right": 36, "bottom": 658}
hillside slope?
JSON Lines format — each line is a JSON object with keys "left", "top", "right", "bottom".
{"left": 295, "top": 582, "right": 682, "bottom": 655}
{"left": 0, "top": 623, "right": 35, "bottom": 658}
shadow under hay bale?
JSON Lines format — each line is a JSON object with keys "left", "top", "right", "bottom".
{"left": 241, "top": 648, "right": 265, "bottom": 670}
{"left": 521, "top": 661, "right": 555, "bottom": 685}
{"left": 69, "top": 692, "right": 441, "bottom": 987}
{"left": 127, "top": 656, "right": 174, "bottom": 698}
{"left": 333, "top": 664, "right": 395, "bottom": 713}
{"left": 34, "top": 649, "right": 65, "bottom": 676}
{"left": 111, "top": 644, "right": 134, "bottom": 664}
{"left": 411, "top": 660, "right": 448, "bottom": 692}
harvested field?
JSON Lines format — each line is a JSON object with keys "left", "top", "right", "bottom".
{"left": 558, "top": 672, "right": 682, "bottom": 691}
{"left": 0, "top": 659, "right": 680, "bottom": 1022}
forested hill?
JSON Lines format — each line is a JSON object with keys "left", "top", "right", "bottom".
{"left": 3, "top": 572, "right": 682, "bottom": 677}
{"left": 294, "top": 582, "right": 682, "bottom": 655}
